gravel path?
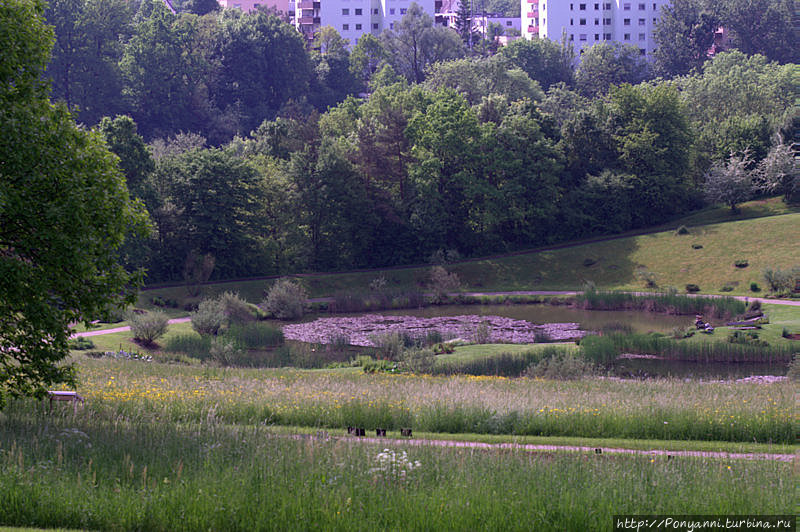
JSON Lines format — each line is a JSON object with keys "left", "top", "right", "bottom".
{"left": 74, "top": 317, "right": 191, "bottom": 338}
{"left": 303, "top": 433, "right": 796, "bottom": 462}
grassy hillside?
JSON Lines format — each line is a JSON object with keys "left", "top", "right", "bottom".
{"left": 140, "top": 199, "right": 799, "bottom": 303}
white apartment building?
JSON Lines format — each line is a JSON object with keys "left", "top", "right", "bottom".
{"left": 522, "top": 0, "right": 668, "bottom": 58}
{"left": 295, "top": 0, "right": 436, "bottom": 45}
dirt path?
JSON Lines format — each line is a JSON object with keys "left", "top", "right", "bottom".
{"left": 318, "top": 434, "right": 797, "bottom": 462}
{"left": 74, "top": 317, "right": 191, "bottom": 338}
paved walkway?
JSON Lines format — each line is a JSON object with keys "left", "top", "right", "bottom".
{"left": 74, "top": 317, "right": 191, "bottom": 338}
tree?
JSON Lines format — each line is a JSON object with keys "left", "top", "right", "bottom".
{"left": 500, "top": 37, "right": 574, "bottom": 90}
{"left": 453, "top": 0, "right": 476, "bottom": 49}
{"left": 423, "top": 55, "right": 544, "bottom": 106}
{"left": 381, "top": 3, "right": 465, "bottom": 83}
{"left": 349, "top": 33, "right": 391, "bottom": 90}
{"left": 652, "top": 0, "right": 720, "bottom": 78}
{"left": 1, "top": 0, "right": 148, "bottom": 406}
{"left": 97, "top": 115, "right": 155, "bottom": 200}
{"left": 703, "top": 151, "right": 755, "bottom": 212}
{"left": 721, "top": 0, "right": 797, "bottom": 64}
{"left": 183, "top": 0, "right": 219, "bottom": 15}
{"left": 574, "top": 42, "right": 649, "bottom": 98}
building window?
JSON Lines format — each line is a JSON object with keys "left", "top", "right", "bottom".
{"left": 356, "top": 23, "right": 362, "bottom": 29}
{"left": 506, "top": 20, "right": 512, "bottom": 25}
{"left": 603, "top": 17, "right": 610, "bottom": 24}
{"left": 389, "top": 7, "right": 394, "bottom": 13}
{"left": 603, "top": 2, "right": 610, "bottom": 8}
{"left": 639, "top": 48, "right": 646, "bottom": 55}
{"left": 652, "top": 2, "right": 656, "bottom": 9}
{"left": 569, "top": 33, "right": 574, "bottom": 40}
{"left": 355, "top": 8, "right": 362, "bottom": 14}
{"left": 604, "top": 32, "right": 611, "bottom": 39}
{"left": 373, "top": 8, "right": 378, "bottom": 13}
{"left": 579, "top": 3, "right": 585, "bottom": 9}
{"left": 579, "top": 18, "right": 586, "bottom": 24}
{"left": 400, "top": 7, "right": 406, "bottom": 13}
{"left": 594, "top": 2, "right": 599, "bottom": 8}
{"left": 638, "top": 18, "right": 645, "bottom": 25}
{"left": 623, "top": 32, "right": 630, "bottom": 39}
{"left": 623, "top": 18, "right": 630, "bottom": 25}
{"left": 623, "top": 2, "right": 630, "bottom": 9}
{"left": 342, "top": 8, "right": 349, "bottom": 14}
{"left": 638, "top": 2, "right": 644, "bottom": 8}
{"left": 343, "top": 23, "right": 349, "bottom": 29}
{"left": 373, "top": 22, "right": 379, "bottom": 28}
{"left": 579, "top": 33, "right": 587, "bottom": 40}
{"left": 389, "top": 22, "right": 394, "bottom": 29}
{"left": 570, "top": 3, "right": 573, "bottom": 9}
{"left": 570, "top": 18, "right": 573, "bottom": 25}
{"left": 638, "top": 32, "right": 645, "bottom": 39}
{"left": 594, "top": 33, "right": 599, "bottom": 40}
{"left": 594, "top": 18, "right": 599, "bottom": 24}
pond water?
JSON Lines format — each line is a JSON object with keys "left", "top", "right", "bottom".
{"left": 324, "top": 303, "right": 691, "bottom": 334}
{"left": 611, "top": 359, "right": 788, "bottom": 379}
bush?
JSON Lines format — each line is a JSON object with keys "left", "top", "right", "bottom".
{"left": 750, "top": 282, "right": 760, "bottom": 292}
{"left": 191, "top": 298, "right": 226, "bottom": 336}
{"left": 762, "top": 266, "right": 800, "bottom": 293}
{"left": 262, "top": 278, "right": 307, "bottom": 320}
{"left": 685, "top": 284, "right": 700, "bottom": 293}
{"left": 734, "top": 260, "right": 748, "bottom": 268}
{"left": 127, "top": 310, "right": 169, "bottom": 345}
{"left": 747, "top": 299, "right": 761, "bottom": 312}
{"left": 582, "top": 258, "right": 597, "bottom": 267}
{"left": 720, "top": 285, "right": 734, "bottom": 292}
{"left": 472, "top": 321, "right": 491, "bottom": 344}
{"left": 675, "top": 225, "right": 689, "bottom": 235}
{"left": 788, "top": 356, "right": 799, "bottom": 382}
{"left": 219, "top": 291, "right": 256, "bottom": 324}
{"left": 691, "top": 244, "right": 703, "bottom": 249}
{"left": 209, "top": 337, "right": 243, "bottom": 366}
{"left": 399, "top": 348, "right": 436, "bottom": 374}
{"left": 428, "top": 266, "right": 460, "bottom": 303}
{"left": 524, "top": 353, "right": 596, "bottom": 380}
{"left": 371, "top": 332, "right": 406, "bottom": 361}
{"left": 635, "top": 267, "right": 657, "bottom": 288}
{"left": 68, "top": 337, "right": 95, "bottom": 350}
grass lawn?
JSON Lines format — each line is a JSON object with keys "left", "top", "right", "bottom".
{"left": 138, "top": 202, "right": 800, "bottom": 304}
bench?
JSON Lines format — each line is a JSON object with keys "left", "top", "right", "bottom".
{"left": 48, "top": 391, "right": 85, "bottom": 414}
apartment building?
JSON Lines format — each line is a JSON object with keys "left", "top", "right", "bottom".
{"left": 295, "top": 0, "right": 436, "bottom": 44}
{"left": 218, "top": 0, "right": 293, "bottom": 14}
{"left": 522, "top": 0, "right": 668, "bottom": 58}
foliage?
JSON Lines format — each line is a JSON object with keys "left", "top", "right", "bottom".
{"left": 524, "top": 352, "right": 596, "bottom": 380}
{"left": 574, "top": 42, "right": 649, "bottom": 98}
{"left": 762, "top": 266, "right": 799, "bottom": 293}
{"left": 703, "top": 151, "right": 755, "bottom": 212}
{"left": 0, "top": 0, "right": 148, "bottom": 407}
{"left": 190, "top": 297, "right": 226, "bottom": 336}
{"left": 262, "top": 278, "right": 307, "bottom": 320}
{"left": 67, "top": 337, "right": 95, "bottom": 350}
{"left": 127, "top": 311, "right": 169, "bottom": 345}
{"left": 652, "top": 0, "right": 720, "bottom": 78}
{"left": 500, "top": 37, "right": 573, "bottom": 90}
{"left": 428, "top": 266, "right": 461, "bottom": 303}
{"left": 399, "top": 347, "right": 436, "bottom": 373}
{"left": 226, "top": 322, "right": 284, "bottom": 349}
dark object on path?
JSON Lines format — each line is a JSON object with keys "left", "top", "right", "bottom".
{"left": 347, "top": 427, "right": 365, "bottom": 436}
{"left": 595, "top": 448, "right": 602, "bottom": 454}
{"left": 401, "top": 428, "right": 413, "bottom": 437}
{"left": 376, "top": 428, "right": 386, "bottom": 436}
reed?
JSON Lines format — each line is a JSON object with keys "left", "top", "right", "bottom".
{"left": 575, "top": 291, "right": 746, "bottom": 318}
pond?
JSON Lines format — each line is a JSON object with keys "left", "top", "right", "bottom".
{"left": 611, "top": 358, "right": 788, "bottom": 379}
{"left": 327, "top": 303, "right": 692, "bottom": 334}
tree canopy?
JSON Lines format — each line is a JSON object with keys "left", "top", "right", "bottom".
{"left": 1, "top": 0, "right": 148, "bottom": 406}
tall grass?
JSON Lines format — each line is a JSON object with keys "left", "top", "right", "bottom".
{"left": 432, "top": 346, "right": 566, "bottom": 377}
{"left": 226, "top": 322, "right": 284, "bottom": 349}
{"left": 0, "top": 412, "right": 791, "bottom": 531}
{"left": 576, "top": 291, "right": 746, "bottom": 318}
{"left": 63, "top": 359, "right": 797, "bottom": 443}
{"left": 582, "top": 332, "right": 797, "bottom": 363}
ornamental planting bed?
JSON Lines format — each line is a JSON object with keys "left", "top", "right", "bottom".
{"left": 282, "top": 314, "right": 586, "bottom": 346}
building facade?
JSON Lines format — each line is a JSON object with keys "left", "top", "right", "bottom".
{"left": 522, "top": 0, "right": 669, "bottom": 58}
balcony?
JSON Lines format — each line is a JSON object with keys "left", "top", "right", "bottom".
{"left": 298, "top": 16, "right": 320, "bottom": 24}
{"left": 527, "top": 11, "right": 538, "bottom": 17}
{"left": 297, "top": 1, "right": 319, "bottom": 8}
{"left": 527, "top": 25, "right": 539, "bottom": 33}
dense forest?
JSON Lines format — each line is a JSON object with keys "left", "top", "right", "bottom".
{"left": 43, "top": 0, "right": 798, "bottom": 283}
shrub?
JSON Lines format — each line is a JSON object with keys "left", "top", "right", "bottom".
{"left": 209, "top": 337, "right": 242, "bottom": 366}
{"left": 720, "top": 285, "right": 734, "bottom": 292}
{"left": 191, "top": 298, "right": 226, "bottom": 336}
{"left": 472, "top": 321, "right": 491, "bottom": 344}
{"left": 219, "top": 291, "right": 256, "bottom": 324}
{"left": 524, "top": 353, "right": 596, "bottom": 380}
{"left": 734, "top": 260, "right": 748, "bottom": 268}
{"left": 582, "top": 258, "right": 597, "bottom": 267}
{"left": 675, "top": 225, "right": 689, "bottom": 235}
{"left": 68, "top": 337, "right": 95, "bottom": 350}
{"left": 781, "top": 328, "right": 790, "bottom": 339}
{"left": 262, "top": 278, "right": 307, "bottom": 320}
{"left": 691, "top": 244, "right": 703, "bottom": 249}
{"left": 747, "top": 299, "right": 761, "bottom": 312}
{"left": 362, "top": 359, "right": 398, "bottom": 373}
{"left": 750, "top": 282, "right": 760, "bottom": 292}
{"left": 685, "top": 284, "right": 700, "bottom": 293}
{"left": 127, "top": 310, "right": 169, "bottom": 345}
{"left": 399, "top": 348, "right": 436, "bottom": 374}
{"left": 635, "top": 267, "right": 657, "bottom": 288}
{"left": 371, "top": 332, "right": 406, "bottom": 360}
{"left": 428, "top": 266, "right": 460, "bottom": 303}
